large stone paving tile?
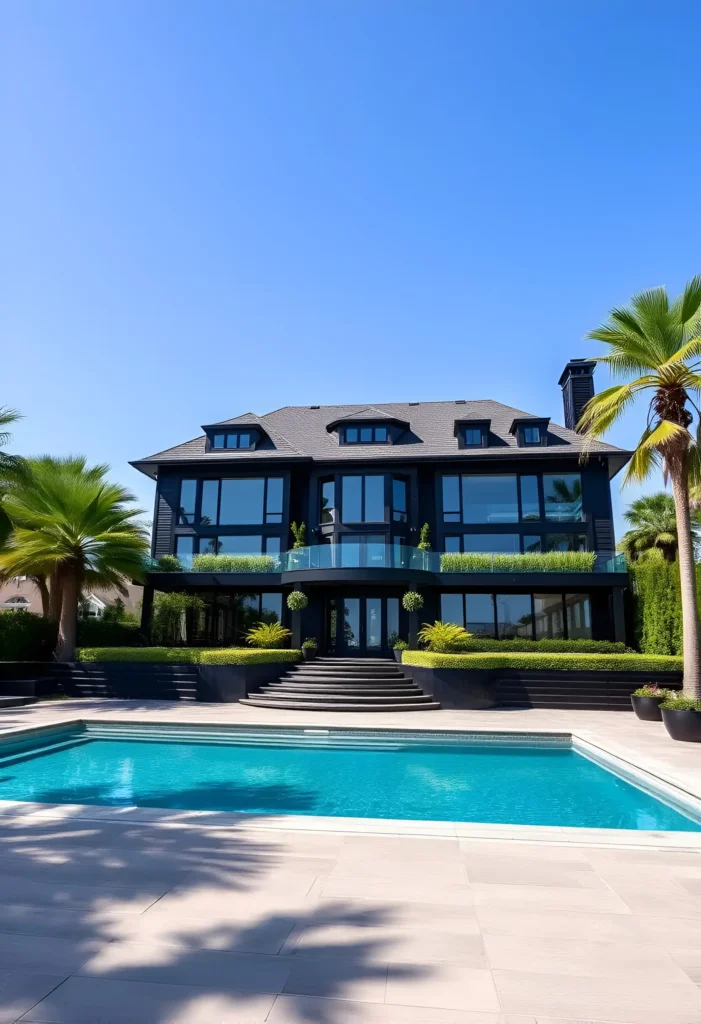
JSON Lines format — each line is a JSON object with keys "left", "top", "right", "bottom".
{"left": 471, "top": 881, "right": 630, "bottom": 914}
{"left": 118, "top": 908, "right": 297, "bottom": 954}
{"left": 282, "top": 920, "right": 487, "bottom": 966}
{"left": 0, "top": 873, "right": 166, "bottom": 913}
{"left": 0, "top": 931, "right": 103, "bottom": 973}
{"left": 0, "top": 970, "right": 65, "bottom": 1024}
{"left": 267, "top": 994, "right": 513, "bottom": 1023}
{"left": 462, "top": 853, "right": 604, "bottom": 888}
{"left": 493, "top": 967, "right": 701, "bottom": 1023}
{"left": 615, "top": 887, "right": 701, "bottom": 919}
{"left": 19, "top": 975, "right": 277, "bottom": 1022}
{"left": 282, "top": 956, "right": 390, "bottom": 1003}
{"left": 476, "top": 906, "right": 647, "bottom": 942}
{"left": 316, "top": 875, "right": 475, "bottom": 905}
{"left": 385, "top": 963, "right": 500, "bottom": 1012}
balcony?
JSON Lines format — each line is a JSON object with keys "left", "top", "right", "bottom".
{"left": 148, "top": 546, "right": 627, "bottom": 576}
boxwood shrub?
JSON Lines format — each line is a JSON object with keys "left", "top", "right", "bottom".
{"left": 0, "top": 611, "right": 57, "bottom": 661}
{"left": 77, "top": 620, "right": 144, "bottom": 648}
{"left": 402, "top": 651, "right": 683, "bottom": 672}
{"left": 456, "top": 638, "right": 629, "bottom": 654}
{"left": 76, "top": 647, "right": 301, "bottom": 665}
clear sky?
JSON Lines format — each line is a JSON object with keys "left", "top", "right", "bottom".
{"left": 2, "top": 0, "right": 700, "bottom": 537}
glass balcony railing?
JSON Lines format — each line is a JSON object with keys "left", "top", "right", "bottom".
{"left": 148, "top": 547, "right": 627, "bottom": 575}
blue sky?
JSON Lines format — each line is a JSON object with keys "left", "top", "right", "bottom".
{"left": 2, "top": 0, "right": 700, "bottom": 536}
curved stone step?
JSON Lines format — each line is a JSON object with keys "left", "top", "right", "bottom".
{"left": 262, "top": 685, "right": 422, "bottom": 697}
{"left": 240, "top": 697, "right": 441, "bottom": 712}
{"left": 281, "top": 675, "right": 412, "bottom": 686}
{"left": 253, "top": 692, "right": 434, "bottom": 705}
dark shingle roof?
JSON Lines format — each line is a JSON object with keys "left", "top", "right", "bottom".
{"left": 132, "top": 399, "right": 629, "bottom": 476}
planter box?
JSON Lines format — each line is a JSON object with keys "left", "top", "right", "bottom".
{"left": 197, "top": 662, "right": 290, "bottom": 702}
{"left": 662, "top": 707, "right": 701, "bottom": 743}
{"left": 631, "top": 695, "right": 665, "bottom": 721}
{"left": 400, "top": 665, "right": 498, "bottom": 709}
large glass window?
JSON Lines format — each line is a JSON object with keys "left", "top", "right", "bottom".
{"left": 265, "top": 478, "right": 283, "bottom": 524}
{"left": 441, "top": 593, "right": 464, "bottom": 626}
{"left": 462, "top": 475, "right": 518, "bottom": 524}
{"left": 442, "top": 476, "right": 461, "bottom": 523}
{"left": 199, "top": 536, "right": 218, "bottom": 554}
{"left": 543, "top": 474, "right": 583, "bottom": 522}
{"left": 444, "top": 535, "right": 461, "bottom": 552}
{"left": 519, "top": 476, "right": 540, "bottom": 521}
{"left": 392, "top": 478, "right": 408, "bottom": 522}
{"left": 341, "top": 475, "right": 385, "bottom": 523}
{"left": 175, "top": 535, "right": 194, "bottom": 557}
{"left": 219, "top": 479, "right": 265, "bottom": 525}
{"left": 387, "top": 597, "right": 399, "bottom": 639}
{"left": 320, "top": 479, "right": 335, "bottom": 523}
{"left": 496, "top": 593, "right": 532, "bottom": 638}
{"left": 344, "top": 425, "right": 388, "bottom": 444}
{"left": 463, "top": 534, "right": 520, "bottom": 553}
{"left": 533, "top": 593, "right": 565, "bottom": 639}
{"left": 218, "top": 535, "right": 263, "bottom": 554}
{"left": 343, "top": 598, "right": 360, "bottom": 648}
{"left": 366, "top": 598, "right": 382, "bottom": 648}
{"left": 465, "top": 594, "right": 496, "bottom": 636}
{"left": 545, "top": 533, "right": 587, "bottom": 552}
{"left": 566, "top": 594, "right": 592, "bottom": 639}
{"left": 523, "top": 536, "right": 542, "bottom": 553}
{"left": 178, "top": 480, "right": 197, "bottom": 524}
{"left": 260, "top": 592, "right": 283, "bottom": 624}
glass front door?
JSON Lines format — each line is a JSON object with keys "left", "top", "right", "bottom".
{"left": 329, "top": 595, "right": 400, "bottom": 655}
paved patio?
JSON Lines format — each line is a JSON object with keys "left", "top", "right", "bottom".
{"left": 0, "top": 700, "right": 697, "bottom": 1022}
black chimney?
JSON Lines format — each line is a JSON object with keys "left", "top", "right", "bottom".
{"left": 558, "top": 359, "right": 596, "bottom": 432}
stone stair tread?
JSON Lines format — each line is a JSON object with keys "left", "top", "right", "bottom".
{"left": 240, "top": 697, "right": 441, "bottom": 711}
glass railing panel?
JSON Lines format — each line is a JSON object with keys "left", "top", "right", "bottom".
{"left": 439, "top": 551, "right": 598, "bottom": 573}
{"left": 150, "top": 553, "right": 281, "bottom": 573}
{"left": 283, "top": 544, "right": 413, "bottom": 570}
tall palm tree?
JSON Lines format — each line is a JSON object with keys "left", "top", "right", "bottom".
{"left": 618, "top": 492, "right": 695, "bottom": 562}
{"left": 579, "top": 277, "right": 701, "bottom": 697}
{"left": 0, "top": 457, "right": 149, "bottom": 660}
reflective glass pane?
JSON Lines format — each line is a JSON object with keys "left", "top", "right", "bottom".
{"left": 340, "top": 535, "right": 361, "bottom": 567}
{"left": 463, "top": 475, "right": 518, "bottom": 524}
{"left": 543, "top": 474, "right": 583, "bottom": 522}
{"left": 545, "top": 533, "right": 587, "bottom": 552}
{"left": 441, "top": 593, "right": 464, "bottom": 626}
{"left": 219, "top": 478, "right": 265, "bottom": 524}
{"left": 212, "top": 434, "right": 225, "bottom": 449}
{"left": 342, "top": 476, "right": 363, "bottom": 522}
{"left": 175, "top": 535, "right": 194, "bottom": 556}
{"left": 238, "top": 433, "right": 251, "bottom": 448}
{"left": 343, "top": 598, "right": 360, "bottom": 648}
{"left": 566, "top": 593, "right": 592, "bottom": 639}
{"left": 199, "top": 537, "right": 218, "bottom": 554}
{"left": 534, "top": 593, "right": 565, "bottom": 639}
{"left": 392, "top": 478, "right": 407, "bottom": 515}
{"left": 364, "top": 476, "right": 385, "bottom": 522}
{"left": 366, "top": 598, "right": 382, "bottom": 648}
{"left": 365, "top": 534, "right": 386, "bottom": 566}
{"left": 178, "top": 480, "right": 197, "bottom": 524}
{"left": 266, "top": 477, "right": 283, "bottom": 515}
{"left": 265, "top": 536, "right": 281, "bottom": 554}
{"left": 200, "top": 480, "right": 219, "bottom": 525}
{"left": 465, "top": 428, "right": 482, "bottom": 445}
{"left": 374, "top": 426, "right": 388, "bottom": 442}
{"left": 442, "top": 476, "right": 460, "bottom": 520}
{"left": 463, "top": 534, "right": 519, "bottom": 553}
{"left": 360, "top": 427, "right": 373, "bottom": 442}
{"left": 345, "top": 427, "right": 358, "bottom": 443}
{"left": 524, "top": 426, "right": 541, "bottom": 443}
{"left": 496, "top": 593, "right": 533, "bottom": 639}
{"left": 226, "top": 434, "right": 238, "bottom": 449}
{"left": 444, "top": 535, "right": 461, "bottom": 553}
{"left": 465, "top": 594, "right": 495, "bottom": 636}
{"left": 523, "top": 535, "right": 542, "bottom": 553}
{"left": 321, "top": 479, "right": 335, "bottom": 523}
{"left": 261, "top": 593, "right": 283, "bottom": 624}
{"left": 218, "top": 535, "right": 262, "bottom": 554}
{"left": 387, "top": 597, "right": 399, "bottom": 639}
{"left": 520, "top": 475, "right": 540, "bottom": 521}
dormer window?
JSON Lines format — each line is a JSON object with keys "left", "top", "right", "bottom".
{"left": 454, "top": 418, "right": 490, "bottom": 449}
{"left": 510, "top": 417, "right": 550, "bottom": 448}
{"left": 344, "top": 425, "right": 389, "bottom": 444}
{"left": 523, "top": 426, "right": 541, "bottom": 444}
{"left": 212, "top": 431, "right": 253, "bottom": 450}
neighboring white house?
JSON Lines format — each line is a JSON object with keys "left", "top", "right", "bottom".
{"left": 0, "top": 577, "right": 143, "bottom": 618}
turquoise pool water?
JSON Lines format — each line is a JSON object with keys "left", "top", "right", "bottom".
{"left": 0, "top": 726, "right": 697, "bottom": 831}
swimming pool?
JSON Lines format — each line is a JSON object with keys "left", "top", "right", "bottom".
{"left": 0, "top": 723, "right": 697, "bottom": 831}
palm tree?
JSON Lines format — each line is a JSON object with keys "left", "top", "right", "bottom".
{"left": 579, "top": 277, "right": 701, "bottom": 697}
{"left": 618, "top": 492, "right": 696, "bottom": 562}
{"left": 0, "top": 457, "right": 149, "bottom": 661}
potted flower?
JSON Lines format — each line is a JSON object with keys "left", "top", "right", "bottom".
{"left": 660, "top": 694, "right": 701, "bottom": 742}
{"left": 301, "top": 637, "right": 318, "bottom": 662}
{"left": 392, "top": 639, "right": 408, "bottom": 664}
{"left": 630, "top": 684, "right": 669, "bottom": 722}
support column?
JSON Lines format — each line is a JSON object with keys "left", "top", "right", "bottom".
{"left": 612, "top": 587, "right": 626, "bottom": 645}
{"left": 290, "top": 585, "right": 303, "bottom": 649}
{"left": 140, "top": 584, "right": 155, "bottom": 643}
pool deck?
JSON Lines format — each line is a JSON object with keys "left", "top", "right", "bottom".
{"left": 0, "top": 701, "right": 699, "bottom": 1022}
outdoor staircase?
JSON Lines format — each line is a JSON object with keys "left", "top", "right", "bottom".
{"left": 496, "top": 673, "right": 682, "bottom": 711}
{"left": 55, "top": 663, "right": 199, "bottom": 701}
{"left": 240, "top": 657, "right": 441, "bottom": 712}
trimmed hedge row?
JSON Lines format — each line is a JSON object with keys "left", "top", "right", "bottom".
{"left": 76, "top": 647, "right": 301, "bottom": 665}
{"left": 455, "top": 638, "right": 629, "bottom": 654}
{"left": 440, "top": 551, "right": 595, "bottom": 573}
{"left": 402, "top": 651, "right": 683, "bottom": 672}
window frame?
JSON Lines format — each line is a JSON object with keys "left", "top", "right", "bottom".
{"left": 341, "top": 424, "right": 391, "bottom": 445}
{"left": 211, "top": 431, "right": 255, "bottom": 450}
{"left": 341, "top": 474, "right": 387, "bottom": 524}
{"left": 438, "top": 591, "right": 592, "bottom": 641}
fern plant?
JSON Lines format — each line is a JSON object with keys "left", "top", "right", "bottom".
{"left": 245, "top": 621, "right": 292, "bottom": 649}
{"left": 418, "top": 620, "right": 472, "bottom": 652}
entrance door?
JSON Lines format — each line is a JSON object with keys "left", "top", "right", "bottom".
{"left": 329, "top": 596, "right": 400, "bottom": 655}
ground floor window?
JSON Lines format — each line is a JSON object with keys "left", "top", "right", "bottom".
{"left": 193, "top": 591, "right": 283, "bottom": 645}
{"left": 440, "top": 591, "right": 592, "bottom": 640}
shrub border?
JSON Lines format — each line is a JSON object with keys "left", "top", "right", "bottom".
{"left": 402, "top": 651, "right": 683, "bottom": 672}
{"left": 77, "top": 647, "right": 301, "bottom": 665}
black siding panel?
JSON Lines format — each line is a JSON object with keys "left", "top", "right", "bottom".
{"left": 154, "top": 475, "right": 179, "bottom": 557}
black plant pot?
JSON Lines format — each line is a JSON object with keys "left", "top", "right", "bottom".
{"left": 393, "top": 649, "right": 403, "bottom": 663}
{"left": 631, "top": 695, "right": 665, "bottom": 722}
{"left": 662, "top": 707, "right": 701, "bottom": 743}
{"left": 302, "top": 648, "right": 317, "bottom": 662}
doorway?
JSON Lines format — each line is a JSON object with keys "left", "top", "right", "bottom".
{"left": 327, "top": 595, "right": 400, "bottom": 655}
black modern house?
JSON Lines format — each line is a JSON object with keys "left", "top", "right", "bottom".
{"left": 132, "top": 360, "right": 631, "bottom": 656}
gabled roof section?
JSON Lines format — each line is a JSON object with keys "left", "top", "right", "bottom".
{"left": 325, "top": 406, "right": 410, "bottom": 432}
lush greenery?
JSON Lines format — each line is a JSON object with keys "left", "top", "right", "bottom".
{"left": 245, "top": 621, "right": 291, "bottom": 648}
{"left": 191, "top": 553, "right": 277, "bottom": 573}
{"left": 632, "top": 684, "right": 670, "bottom": 698}
{"left": 301, "top": 637, "right": 318, "bottom": 650}
{"left": 418, "top": 620, "right": 472, "bottom": 652}
{"left": 402, "top": 590, "right": 424, "bottom": 612}
{"left": 77, "top": 619, "right": 143, "bottom": 648}
{"left": 0, "top": 611, "right": 57, "bottom": 661}
{"left": 618, "top": 492, "right": 692, "bottom": 563}
{"left": 454, "top": 637, "right": 629, "bottom": 654}
{"left": 417, "top": 523, "right": 431, "bottom": 551}
{"left": 0, "top": 456, "right": 149, "bottom": 661}
{"left": 290, "top": 521, "right": 307, "bottom": 548}
{"left": 77, "top": 647, "right": 301, "bottom": 664}
{"left": 151, "top": 592, "right": 204, "bottom": 645}
{"left": 403, "top": 650, "right": 683, "bottom": 672}
{"left": 155, "top": 555, "right": 183, "bottom": 572}
{"left": 287, "top": 590, "right": 308, "bottom": 611}
{"left": 579, "top": 277, "right": 701, "bottom": 698}
{"left": 439, "top": 551, "right": 596, "bottom": 573}
{"left": 628, "top": 560, "right": 701, "bottom": 656}
{"left": 660, "top": 694, "right": 701, "bottom": 711}
{"left": 393, "top": 639, "right": 409, "bottom": 651}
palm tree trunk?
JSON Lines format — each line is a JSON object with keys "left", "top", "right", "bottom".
{"left": 32, "top": 575, "right": 49, "bottom": 618}
{"left": 56, "top": 570, "right": 78, "bottom": 663}
{"left": 48, "top": 569, "right": 63, "bottom": 622}
{"left": 671, "top": 465, "right": 701, "bottom": 698}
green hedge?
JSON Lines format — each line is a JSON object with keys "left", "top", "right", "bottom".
{"left": 0, "top": 612, "right": 57, "bottom": 661}
{"left": 402, "top": 651, "right": 682, "bottom": 672}
{"left": 77, "top": 620, "right": 144, "bottom": 648}
{"left": 76, "top": 646, "right": 301, "bottom": 664}
{"left": 191, "top": 554, "right": 278, "bottom": 573}
{"left": 440, "top": 551, "right": 596, "bottom": 573}
{"left": 455, "top": 638, "right": 629, "bottom": 654}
